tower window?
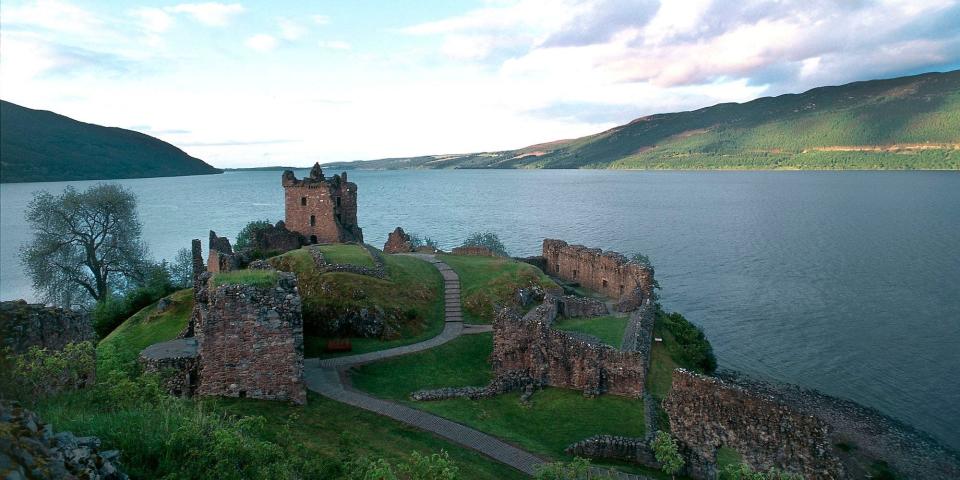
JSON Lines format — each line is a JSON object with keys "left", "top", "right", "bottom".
{"left": 336, "top": 196, "right": 341, "bottom": 208}
{"left": 310, "top": 215, "right": 316, "bottom": 226}
{"left": 301, "top": 197, "right": 307, "bottom": 206}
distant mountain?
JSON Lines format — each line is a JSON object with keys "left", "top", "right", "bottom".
{"left": 0, "top": 101, "right": 221, "bottom": 183}
{"left": 325, "top": 70, "right": 960, "bottom": 170}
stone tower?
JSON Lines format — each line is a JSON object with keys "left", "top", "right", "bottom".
{"left": 282, "top": 163, "right": 362, "bottom": 244}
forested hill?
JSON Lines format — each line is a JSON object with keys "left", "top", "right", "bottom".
{"left": 326, "top": 70, "right": 960, "bottom": 170}
{"left": 0, "top": 101, "right": 221, "bottom": 183}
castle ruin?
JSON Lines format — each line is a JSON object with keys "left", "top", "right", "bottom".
{"left": 542, "top": 239, "right": 655, "bottom": 312}
{"left": 282, "top": 163, "right": 362, "bottom": 244}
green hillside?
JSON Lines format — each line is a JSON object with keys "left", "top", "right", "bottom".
{"left": 0, "top": 100, "right": 222, "bottom": 183}
{"left": 326, "top": 70, "right": 960, "bottom": 170}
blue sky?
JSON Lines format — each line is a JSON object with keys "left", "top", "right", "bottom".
{"left": 2, "top": 0, "right": 959, "bottom": 168}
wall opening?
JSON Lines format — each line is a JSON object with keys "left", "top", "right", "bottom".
{"left": 336, "top": 196, "right": 341, "bottom": 208}
{"left": 572, "top": 269, "right": 578, "bottom": 279}
{"left": 300, "top": 197, "right": 307, "bottom": 206}
{"left": 619, "top": 285, "right": 625, "bottom": 295}
{"left": 602, "top": 279, "right": 608, "bottom": 288}
{"left": 310, "top": 215, "right": 316, "bottom": 226}
{"left": 310, "top": 235, "right": 317, "bottom": 244}
{"left": 336, "top": 213, "right": 342, "bottom": 223}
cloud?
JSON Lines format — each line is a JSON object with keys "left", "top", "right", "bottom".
{"left": 130, "top": 7, "right": 174, "bottom": 33}
{"left": 312, "top": 15, "right": 331, "bottom": 26}
{"left": 246, "top": 34, "right": 279, "bottom": 52}
{"left": 318, "top": 40, "right": 351, "bottom": 50}
{"left": 541, "top": 0, "right": 659, "bottom": 47}
{"left": 278, "top": 18, "right": 306, "bottom": 41}
{"left": 2, "top": 0, "right": 102, "bottom": 35}
{"left": 167, "top": 3, "right": 245, "bottom": 27}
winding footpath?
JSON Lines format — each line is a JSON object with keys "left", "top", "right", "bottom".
{"left": 303, "top": 254, "right": 645, "bottom": 479}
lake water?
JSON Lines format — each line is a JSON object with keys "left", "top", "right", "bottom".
{"left": 2, "top": 170, "right": 959, "bottom": 450}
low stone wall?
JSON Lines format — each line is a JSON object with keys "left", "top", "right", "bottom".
{"left": 490, "top": 300, "right": 648, "bottom": 397}
{"left": 557, "top": 295, "right": 608, "bottom": 317}
{"left": 0, "top": 300, "right": 95, "bottom": 354}
{"left": 306, "top": 244, "right": 386, "bottom": 279}
{"left": 566, "top": 435, "right": 660, "bottom": 470}
{"left": 451, "top": 246, "right": 494, "bottom": 256}
{"left": 383, "top": 227, "right": 414, "bottom": 253}
{"left": 246, "top": 221, "right": 303, "bottom": 254}
{"left": 620, "top": 300, "right": 655, "bottom": 354}
{"left": 139, "top": 338, "right": 199, "bottom": 397}
{"left": 542, "top": 239, "right": 654, "bottom": 312}
{"left": 1, "top": 400, "right": 128, "bottom": 479}
{"left": 663, "top": 369, "right": 846, "bottom": 479}
{"left": 195, "top": 272, "right": 306, "bottom": 405}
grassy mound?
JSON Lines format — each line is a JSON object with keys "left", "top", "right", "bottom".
{"left": 316, "top": 244, "right": 375, "bottom": 267}
{"left": 352, "top": 333, "right": 646, "bottom": 460}
{"left": 269, "top": 248, "right": 443, "bottom": 357}
{"left": 99, "top": 288, "right": 193, "bottom": 370}
{"left": 439, "top": 254, "right": 559, "bottom": 324}
{"left": 212, "top": 270, "right": 278, "bottom": 287}
{"left": 553, "top": 315, "right": 630, "bottom": 347}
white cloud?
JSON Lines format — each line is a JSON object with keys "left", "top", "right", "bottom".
{"left": 317, "top": 40, "right": 351, "bottom": 50}
{"left": 2, "top": 0, "right": 102, "bottom": 35}
{"left": 246, "top": 34, "right": 279, "bottom": 52}
{"left": 312, "top": 15, "right": 331, "bottom": 26}
{"left": 167, "top": 3, "right": 245, "bottom": 27}
{"left": 278, "top": 18, "right": 306, "bottom": 41}
{"left": 131, "top": 7, "right": 174, "bottom": 34}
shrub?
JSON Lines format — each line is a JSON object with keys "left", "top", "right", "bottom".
{"left": 410, "top": 234, "right": 439, "bottom": 250}
{"left": 535, "top": 457, "right": 611, "bottom": 479}
{"left": 651, "top": 431, "right": 685, "bottom": 479}
{"left": 235, "top": 219, "right": 273, "bottom": 252}
{"left": 658, "top": 307, "right": 717, "bottom": 374}
{"left": 720, "top": 463, "right": 803, "bottom": 480}
{"left": 3, "top": 341, "right": 96, "bottom": 399}
{"left": 461, "top": 232, "right": 507, "bottom": 256}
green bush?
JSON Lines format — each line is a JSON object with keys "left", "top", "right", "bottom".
{"left": 535, "top": 457, "right": 612, "bottom": 479}
{"left": 2, "top": 341, "right": 96, "bottom": 399}
{"left": 720, "top": 463, "right": 803, "bottom": 480}
{"left": 658, "top": 307, "right": 717, "bottom": 374}
{"left": 235, "top": 219, "right": 273, "bottom": 252}
{"left": 410, "top": 234, "right": 439, "bottom": 250}
{"left": 461, "top": 232, "right": 508, "bottom": 256}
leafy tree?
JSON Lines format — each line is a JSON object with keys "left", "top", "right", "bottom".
{"left": 461, "top": 231, "right": 508, "bottom": 256}
{"left": 651, "top": 431, "right": 685, "bottom": 479}
{"left": 20, "top": 184, "right": 147, "bottom": 306}
{"left": 168, "top": 247, "right": 195, "bottom": 289}
{"left": 235, "top": 219, "right": 273, "bottom": 251}
{"left": 409, "top": 234, "right": 439, "bottom": 250}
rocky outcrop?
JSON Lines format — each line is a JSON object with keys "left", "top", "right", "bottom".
{"left": 542, "top": 239, "right": 654, "bottom": 312}
{"left": 663, "top": 369, "right": 846, "bottom": 479}
{"left": 490, "top": 301, "right": 648, "bottom": 397}
{"left": 0, "top": 300, "right": 95, "bottom": 354}
{"left": 0, "top": 401, "right": 128, "bottom": 479}
{"left": 194, "top": 271, "right": 306, "bottom": 405}
{"left": 383, "top": 227, "right": 414, "bottom": 254}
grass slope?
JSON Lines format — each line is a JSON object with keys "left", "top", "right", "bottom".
{"left": 352, "top": 333, "right": 646, "bottom": 460}
{"left": 439, "top": 254, "right": 559, "bottom": 324}
{"left": 325, "top": 70, "right": 960, "bottom": 170}
{"left": 100, "top": 288, "right": 193, "bottom": 369}
{"left": 0, "top": 100, "right": 221, "bottom": 183}
{"left": 270, "top": 248, "right": 444, "bottom": 357}
{"left": 553, "top": 315, "right": 631, "bottom": 347}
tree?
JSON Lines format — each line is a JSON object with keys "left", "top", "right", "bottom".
{"left": 461, "top": 231, "right": 508, "bottom": 256}
{"left": 651, "top": 431, "right": 685, "bottom": 479}
{"left": 20, "top": 184, "right": 147, "bottom": 307}
{"left": 235, "top": 219, "right": 272, "bottom": 251}
{"left": 168, "top": 247, "right": 194, "bottom": 289}
{"left": 409, "top": 234, "right": 439, "bottom": 250}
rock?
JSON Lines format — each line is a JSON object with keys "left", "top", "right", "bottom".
{"left": 155, "top": 297, "right": 173, "bottom": 313}
{"left": 383, "top": 227, "right": 414, "bottom": 254}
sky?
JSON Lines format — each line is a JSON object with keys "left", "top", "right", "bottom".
{"left": 1, "top": 0, "right": 959, "bottom": 168}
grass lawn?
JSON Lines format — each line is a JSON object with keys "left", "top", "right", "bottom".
{"left": 439, "top": 254, "right": 558, "bottom": 324}
{"left": 317, "top": 243, "right": 375, "bottom": 267}
{"left": 99, "top": 288, "right": 193, "bottom": 368}
{"left": 352, "top": 333, "right": 646, "bottom": 460}
{"left": 270, "top": 249, "right": 444, "bottom": 358}
{"left": 553, "top": 315, "right": 630, "bottom": 347}
{"left": 212, "top": 269, "right": 278, "bottom": 287}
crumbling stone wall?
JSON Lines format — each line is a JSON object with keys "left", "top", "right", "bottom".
{"left": 207, "top": 230, "right": 238, "bottom": 273}
{"left": 139, "top": 338, "right": 199, "bottom": 397}
{"left": 282, "top": 163, "right": 362, "bottom": 244}
{"left": 194, "top": 272, "right": 306, "bottom": 404}
{"left": 383, "top": 227, "right": 414, "bottom": 253}
{"left": 556, "top": 295, "right": 608, "bottom": 318}
{"left": 663, "top": 369, "right": 846, "bottom": 479}
{"left": 245, "top": 220, "right": 303, "bottom": 254}
{"left": 451, "top": 246, "right": 494, "bottom": 256}
{"left": 542, "top": 239, "right": 654, "bottom": 312}
{"left": 490, "top": 301, "right": 648, "bottom": 397}
{"left": 1, "top": 401, "right": 128, "bottom": 480}
{"left": 0, "top": 300, "right": 95, "bottom": 354}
